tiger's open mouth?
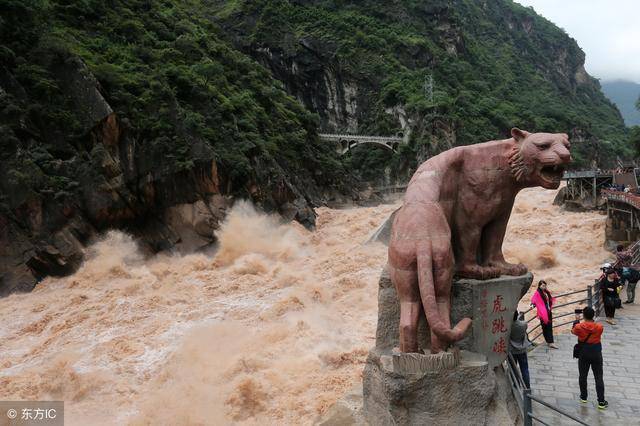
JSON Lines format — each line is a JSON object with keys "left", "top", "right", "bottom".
{"left": 540, "top": 165, "right": 565, "bottom": 183}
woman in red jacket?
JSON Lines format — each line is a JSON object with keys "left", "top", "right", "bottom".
{"left": 530, "top": 280, "right": 558, "bottom": 348}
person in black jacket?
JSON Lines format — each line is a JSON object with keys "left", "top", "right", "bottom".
{"left": 599, "top": 267, "right": 622, "bottom": 325}
{"left": 622, "top": 267, "right": 640, "bottom": 304}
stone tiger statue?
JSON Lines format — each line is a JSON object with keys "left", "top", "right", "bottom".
{"left": 388, "top": 128, "right": 571, "bottom": 353}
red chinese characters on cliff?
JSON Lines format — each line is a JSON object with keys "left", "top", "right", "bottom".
{"left": 492, "top": 336, "right": 506, "bottom": 353}
{"left": 492, "top": 317, "right": 507, "bottom": 334}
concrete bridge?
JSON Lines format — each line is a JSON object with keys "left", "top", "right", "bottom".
{"left": 318, "top": 133, "right": 405, "bottom": 155}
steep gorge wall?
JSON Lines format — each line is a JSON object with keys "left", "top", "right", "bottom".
{"left": 0, "top": 56, "right": 324, "bottom": 295}
{"left": 0, "top": 1, "right": 354, "bottom": 295}
{"left": 216, "top": 0, "right": 629, "bottom": 176}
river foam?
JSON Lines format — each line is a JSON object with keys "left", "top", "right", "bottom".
{"left": 0, "top": 188, "right": 611, "bottom": 424}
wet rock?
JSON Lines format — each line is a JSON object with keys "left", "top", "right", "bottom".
{"left": 315, "top": 385, "right": 366, "bottom": 426}
{"left": 51, "top": 55, "right": 114, "bottom": 135}
{"left": 165, "top": 194, "right": 231, "bottom": 252}
{"left": 366, "top": 209, "right": 398, "bottom": 245}
{"left": 553, "top": 186, "right": 567, "bottom": 206}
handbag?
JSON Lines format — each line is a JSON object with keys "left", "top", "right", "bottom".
{"left": 573, "top": 331, "right": 593, "bottom": 359}
{"left": 615, "top": 297, "right": 622, "bottom": 309}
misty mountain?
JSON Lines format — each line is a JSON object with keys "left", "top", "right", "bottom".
{"left": 601, "top": 80, "right": 640, "bottom": 126}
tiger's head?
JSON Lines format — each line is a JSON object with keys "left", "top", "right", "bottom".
{"left": 508, "top": 128, "right": 572, "bottom": 189}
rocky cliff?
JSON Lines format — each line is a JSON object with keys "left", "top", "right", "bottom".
{"left": 0, "top": 0, "right": 633, "bottom": 295}
{"left": 0, "top": 0, "right": 353, "bottom": 295}
{"left": 214, "top": 0, "right": 630, "bottom": 180}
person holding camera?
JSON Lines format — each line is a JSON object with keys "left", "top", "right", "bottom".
{"left": 572, "top": 307, "right": 607, "bottom": 409}
{"left": 599, "top": 265, "right": 622, "bottom": 325}
{"left": 509, "top": 310, "right": 532, "bottom": 388}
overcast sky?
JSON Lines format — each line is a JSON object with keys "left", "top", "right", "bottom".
{"left": 515, "top": 0, "right": 640, "bottom": 83}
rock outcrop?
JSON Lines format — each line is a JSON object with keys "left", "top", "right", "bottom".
{"left": 0, "top": 51, "right": 351, "bottom": 296}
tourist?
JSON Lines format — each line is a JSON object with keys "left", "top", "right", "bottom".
{"left": 615, "top": 244, "right": 632, "bottom": 269}
{"left": 572, "top": 307, "right": 607, "bottom": 409}
{"left": 622, "top": 266, "right": 640, "bottom": 304}
{"left": 613, "top": 246, "right": 629, "bottom": 309}
{"left": 530, "top": 280, "right": 558, "bottom": 349}
{"left": 599, "top": 266, "right": 622, "bottom": 325}
{"left": 509, "top": 310, "right": 531, "bottom": 388}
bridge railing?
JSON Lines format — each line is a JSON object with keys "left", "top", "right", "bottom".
{"left": 602, "top": 189, "right": 640, "bottom": 210}
{"left": 318, "top": 133, "right": 403, "bottom": 142}
{"left": 563, "top": 169, "right": 616, "bottom": 180}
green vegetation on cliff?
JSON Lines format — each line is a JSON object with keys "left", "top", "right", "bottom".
{"left": 0, "top": 0, "right": 636, "bottom": 294}
{"left": 1, "top": 0, "right": 355, "bottom": 294}
{"left": 216, "top": 0, "right": 632, "bottom": 178}
{"left": 0, "top": 0, "right": 349, "bottom": 214}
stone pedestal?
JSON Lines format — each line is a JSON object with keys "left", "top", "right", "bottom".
{"left": 363, "top": 349, "right": 506, "bottom": 426}
{"left": 361, "top": 267, "right": 532, "bottom": 425}
{"left": 375, "top": 267, "right": 532, "bottom": 366}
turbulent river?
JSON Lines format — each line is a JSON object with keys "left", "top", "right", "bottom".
{"left": 0, "top": 187, "right": 612, "bottom": 425}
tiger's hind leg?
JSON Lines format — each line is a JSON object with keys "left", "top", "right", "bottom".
{"left": 389, "top": 265, "right": 421, "bottom": 353}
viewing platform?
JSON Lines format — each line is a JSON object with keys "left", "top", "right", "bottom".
{"left": 602, "top": 189, "right": 640, "bottom": 245}
{"left": 560, "top": 168, "right": 638, "bottom": 211}
{"left": 527, "top": 303, "right": 640, "bottom": 425}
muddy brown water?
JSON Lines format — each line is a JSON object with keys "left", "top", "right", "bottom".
{"left": 0, "top": 188, "right": 612, "bottom": 425}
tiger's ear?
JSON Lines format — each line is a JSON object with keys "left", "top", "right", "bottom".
{"left": 511, "top": 128, "right": 530, "bottom": 142}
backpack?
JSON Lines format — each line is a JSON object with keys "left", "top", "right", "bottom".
{"left": 623, "top": 267, "right": 640, "bottom": 284}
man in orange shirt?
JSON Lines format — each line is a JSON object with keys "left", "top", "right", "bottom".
{"left": 572, "top": 307, "right": 607, "bottom": 409}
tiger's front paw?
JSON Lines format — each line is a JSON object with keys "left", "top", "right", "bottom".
{"left": 456, "top": 264, "right": 501, "bottom": 280}
{"left": 488, "top": 261, "right": 528, "bottom": 276}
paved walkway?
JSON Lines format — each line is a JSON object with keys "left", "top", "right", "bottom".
{"left": 528, "top": 303, "right": 640, "bottom": 425}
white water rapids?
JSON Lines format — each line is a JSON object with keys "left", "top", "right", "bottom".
{"left": 0, "top": 187, "right": 612, "bottom": 424}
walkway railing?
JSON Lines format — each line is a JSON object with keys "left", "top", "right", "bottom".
{"left": 523, "top": 285, "right": 599, "bottom": 342}
{"left": 504, "top": 352, "right": 591, "bottom": 425}
{"left": 627, "top": 239, "right": 640, "bottom": 265}
{"left": 508, "top": 239, "right": 640, "bottom": 424}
